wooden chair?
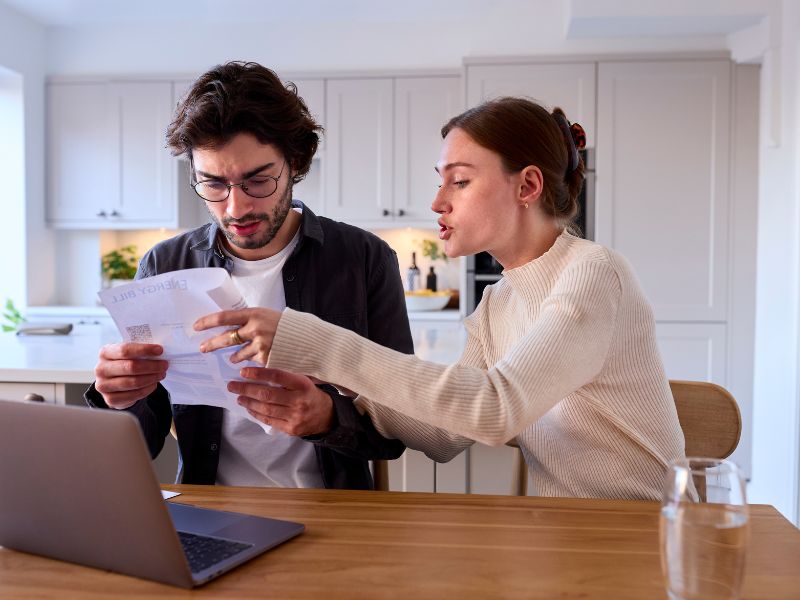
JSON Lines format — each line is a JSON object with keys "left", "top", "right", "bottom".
{"left": 507, "top": 380, "right": 742, "bottom": 496}
{"left": 372, "top": 460, "right": 390, "bottom": 491}
{"left": 669, "top": 380, "right": 741, "bottom": 459}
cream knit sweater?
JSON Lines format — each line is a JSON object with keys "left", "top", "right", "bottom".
{"left": 268, "top": 232, "right": 686, "bottom": 500}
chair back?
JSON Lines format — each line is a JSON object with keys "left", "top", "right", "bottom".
{"left": 669, "top": 380, "right": 741, "bottom": 459}
{"left": 506, "top": 380, "right": 743, "bottom": 496}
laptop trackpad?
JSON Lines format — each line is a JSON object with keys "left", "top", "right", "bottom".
{"left": 167, "top": 502, "right": 243, "bottom": 535}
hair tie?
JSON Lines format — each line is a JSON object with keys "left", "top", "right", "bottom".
{"left": 553, "top": 113, "right": 585, "bottom": 175}
{"left": 570, "top": 122, "right": 586, "bottom": 151}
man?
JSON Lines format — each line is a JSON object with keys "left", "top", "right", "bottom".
{"left": 86, "top": 61, "right": 412, "bottom": 490}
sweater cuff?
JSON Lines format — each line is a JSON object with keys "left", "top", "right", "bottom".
{"left": 268, "top": 308, "right": 329, "bottom": 377}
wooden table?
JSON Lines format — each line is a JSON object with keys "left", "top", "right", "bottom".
{"left": 1, "top": 486, "right": 798, "bottom": 599}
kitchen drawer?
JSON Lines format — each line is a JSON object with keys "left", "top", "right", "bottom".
{"left": 0, "top": 382, "right": 60, "bottom": 404}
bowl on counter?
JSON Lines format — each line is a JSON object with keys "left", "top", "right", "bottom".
{"left": 404, "top": 290, "right": 451, "bottom": 312}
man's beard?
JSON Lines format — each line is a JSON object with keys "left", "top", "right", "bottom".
{"left": 211, "top": 181, "right": 293, "bottom": 251}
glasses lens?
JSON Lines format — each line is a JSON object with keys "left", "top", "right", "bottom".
{"left": 194, "top": 180, "right": 229, "bottom": 202}
{"left": 242, "top": 176, "right": 278, "bottom": 198}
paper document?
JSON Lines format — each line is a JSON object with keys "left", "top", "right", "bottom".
{"left": 98, "top": 268, "right": 272, "bottom": 433}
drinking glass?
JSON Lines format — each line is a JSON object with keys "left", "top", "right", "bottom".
{"left": 660, "top": 457, "right": 749, "bottom": 600}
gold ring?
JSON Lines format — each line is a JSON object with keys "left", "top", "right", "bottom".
{"left": 229, "top": 329, "right": 244, "bottom": 345}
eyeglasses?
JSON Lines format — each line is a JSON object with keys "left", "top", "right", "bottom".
{"left": 190, "top": 160, "right": 286, "bottom": 202}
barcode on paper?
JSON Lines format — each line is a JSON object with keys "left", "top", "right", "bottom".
{"left": 126, "top": 324, "right": 153, "bottom": 343}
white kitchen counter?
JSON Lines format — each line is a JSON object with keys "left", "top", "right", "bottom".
{"left": 0, "top": 318, "right": 467, "bottom": 384}
{"left": 0, "top": 324, "right": 120, "bottom": 384}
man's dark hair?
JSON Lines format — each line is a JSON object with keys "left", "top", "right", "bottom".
{"left": 166, "top": 61, "right": 322, "bottom": 184}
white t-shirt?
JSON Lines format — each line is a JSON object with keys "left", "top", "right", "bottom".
{"left": 215, "top": 218, "right": 325, "bottom": 488}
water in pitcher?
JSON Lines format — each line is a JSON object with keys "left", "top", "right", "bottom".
{"left": 660, "top": 502, "right": 748, "bottom": 600}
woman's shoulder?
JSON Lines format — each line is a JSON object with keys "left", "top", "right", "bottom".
{"left": 561, "top": 234, "right": 636, "bottom": 277}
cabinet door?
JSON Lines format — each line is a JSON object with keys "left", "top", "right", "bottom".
{"left": 47, "top": 82, "right": 119, "bottom": 224}
{"left": 466, "top": 63, "right": 596, "bottom": 147}
{"left": 324, "top": 78, "right": 393, "bottom": 222}
{"left": 387, "top": 449, "right": 435, "bottom": 492}
{"left": 468, "top": 443, "right": 520, "bottom": 495}
{"left": 656, "top": 322, "right": 727, "bottom": 384}
{"left": 48, "top": 82, "right": 179, "bottom": 228}
{"left": 292, "top": 79, "right": 325, "bottom": 147}
{"left": 0, "top": 383, "right": 59, "bottom": 404}
{"left": 292, "top": 79, "right": 325, "bottom": 214}
{"left": 114, "top": 82, "right": 176, "bottom": 225}
{"left": 595, "top": 61, "right": 731, "bottom": 321}
{"left": 394, "top": 77, "right": 462, "bottom": 224}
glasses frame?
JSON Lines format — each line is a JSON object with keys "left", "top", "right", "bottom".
{"left": 189, "top": 157, "right": 286, "bottom": 203}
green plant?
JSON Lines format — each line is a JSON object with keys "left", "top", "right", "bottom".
{"left": 2, "top": 298, "right": 25, "bottom": 332}
{"left": 101, "top": 245, "right": 139, "bottom": 281}
{"left": 418, "top": 239, "right": 448, "bottom": 262}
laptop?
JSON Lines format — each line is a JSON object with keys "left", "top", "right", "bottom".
{"left": 0, "top": 400, "right": 304, "bottom": 588}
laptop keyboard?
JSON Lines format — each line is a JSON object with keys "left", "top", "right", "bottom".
{"left": 177, "top": 531, "right": 253, "bottom": 573}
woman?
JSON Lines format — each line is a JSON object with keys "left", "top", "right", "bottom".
{"left": 194, "top": 97, "right": 686, "bottom": 500}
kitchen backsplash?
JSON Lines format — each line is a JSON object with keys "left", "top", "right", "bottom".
{"left": 110, "top": 227, "right": 459, "bottom": 293}
{"left": 49, "top": 222, "right": 457, "bottom": 308}
{"left": 371, "top": 228, "right": 459, "bottom": 292}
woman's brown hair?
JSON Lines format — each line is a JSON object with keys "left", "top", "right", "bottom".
{"left": 441, "top": 97, "right": 585, "bottom": 228}
{"left": 166, "top": 61, "right": 322, "bottom": 184}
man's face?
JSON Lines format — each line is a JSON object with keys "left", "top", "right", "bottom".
{"left": 191, "top": 133, "right": 293, "bottom": 259}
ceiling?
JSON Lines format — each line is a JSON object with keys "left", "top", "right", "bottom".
{"left": 1, "top": 0, "right": 768, "bottom": 37}
{"left": 1, "top": 0, "right": 521, "bottom": 26}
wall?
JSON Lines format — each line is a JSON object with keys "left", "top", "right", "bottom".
{"left": 0, "top": 3, "right": 50, "bottom": 307}
{"left": 0, "top": 69, "right": 24, "bottom": 307}
{"left": 42, "top": 5, "right": 729, "bottom": 76}
{"left": 748, "top": 0, "right": 800, "bottom": 524}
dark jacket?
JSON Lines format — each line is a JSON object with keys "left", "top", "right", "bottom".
{"left": 86, "top": 202, "right": 413, "bottom": 489}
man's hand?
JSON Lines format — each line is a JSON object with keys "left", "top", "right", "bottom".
{"left": 94, "top": 343, "right": 168, "bottom": 409}
{"left": 228, "top": 368, "right": 334, "bottom": 437}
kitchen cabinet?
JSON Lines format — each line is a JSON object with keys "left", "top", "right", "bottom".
{"left": 0, "top": 382, "right": 61, "bottom": 404}
{"left": 287, "top": 78, "right": 325, "bottom": 215}
{"left": 47, "top": 81, "right": 178, "bottom": 228}
{"left": 656, "top": 322, "right": 727, "bottom": 383}
{"left": 394, "top": 77, "right": 462, "bottom": 224}
{"left": 323, "top": 75, "right": 461, "bottom": 227}
{"left": 173, "top": 77, "right": 326, "bottom": 215}
{"left": 595, "top": 60, "right": 731, "bottom": 322}
{"left": 466, "top": 61, "right": 596, "bottom": 147}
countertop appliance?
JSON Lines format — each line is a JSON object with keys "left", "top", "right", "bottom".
{"left": 465, "top": 149, "right": 595, "bottom": 314}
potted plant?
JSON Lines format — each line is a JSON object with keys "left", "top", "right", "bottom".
{"left": 2, "top": 298, "right": 25, "bottom": 332}
{"left": 101, "top": 245, "right": 139, "bottom": 287}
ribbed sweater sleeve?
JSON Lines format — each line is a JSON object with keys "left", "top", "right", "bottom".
{"left": 267, "top": 258, "right": 621, "bottom": 447}
{"left": 351, "top": 327, "right": 486, "bottom": 462}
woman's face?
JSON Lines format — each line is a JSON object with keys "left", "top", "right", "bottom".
{"left": 432, "top": 128, "right": 520, "bottom": 259}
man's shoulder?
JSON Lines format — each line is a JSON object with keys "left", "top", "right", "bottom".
{"left": 139, "top": 224, "right": 215, "bottom": 275}
{"left": 316, "top": 216, "right": 394, "bottom": 256}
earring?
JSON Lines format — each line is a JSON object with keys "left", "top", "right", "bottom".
{"left": 523, "top": 202, "right": 529, "bottom": 209}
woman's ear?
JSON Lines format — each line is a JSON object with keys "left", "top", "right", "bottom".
{"left": 519, "top": 165, "right": 543, "bottom": 205}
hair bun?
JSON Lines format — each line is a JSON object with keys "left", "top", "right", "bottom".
{"left": 570, "top": 122, "right": 586, "bottom": 151}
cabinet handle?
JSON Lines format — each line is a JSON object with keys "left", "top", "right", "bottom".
{"left": 397, "top": 209, "right": 406, "bottom": 217}
{"left": 110, "top": 210, "right": 120, "bottom": 217}
{"left": 96, "top": 210, "right": 107, "bottom": 217}
{"left": 382, "top": 209, "right": 391, "bottom": 217}
{"left": 24, "top": 393, "right": 46, "bottom": 403}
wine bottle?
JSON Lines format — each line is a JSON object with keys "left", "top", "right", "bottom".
{"left": 426, "top": 266, "right": 437, "bottom": 292}
{"left": 407, "top": 252, "right": 421, "bottom": 291}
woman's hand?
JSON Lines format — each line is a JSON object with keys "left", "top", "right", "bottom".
{"left": 193, "top": 307, "right": 282, "bottom": 365}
